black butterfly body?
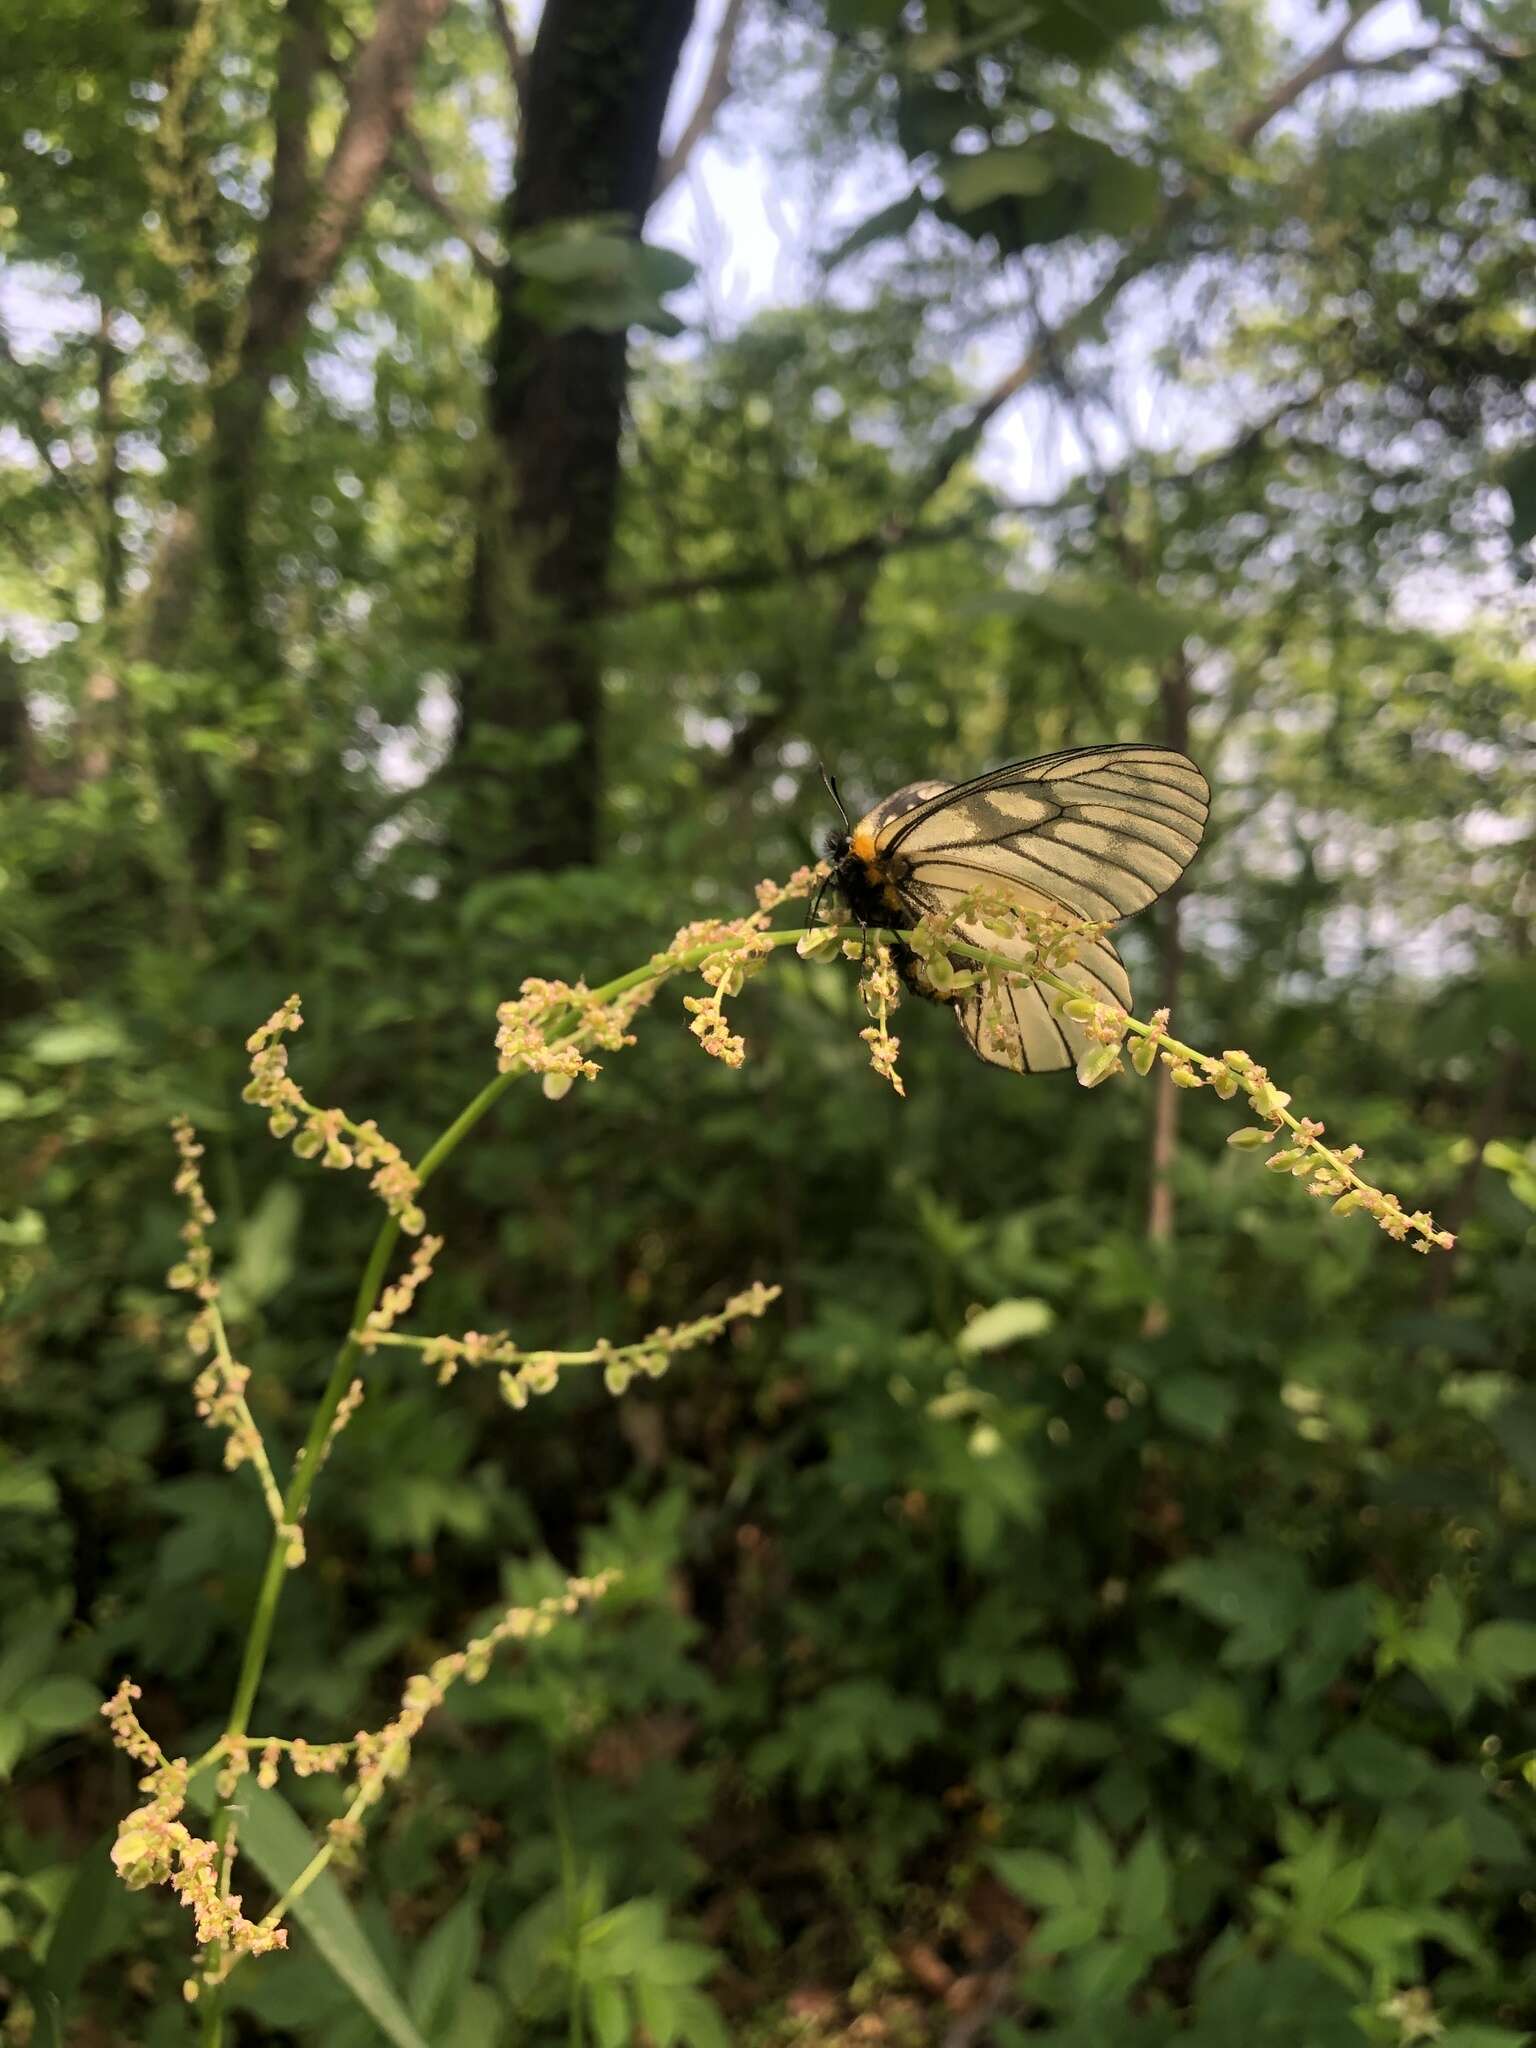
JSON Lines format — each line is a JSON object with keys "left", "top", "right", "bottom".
{"left": 824, "top": 744, "right": 1209, "bottom": 1073}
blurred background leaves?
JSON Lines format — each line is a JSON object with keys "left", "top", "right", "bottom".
{"left": 2, "top": 0, "right": 1534, "bottom": 2042}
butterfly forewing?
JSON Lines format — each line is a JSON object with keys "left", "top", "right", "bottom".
{"left": 879, "top": 744, "right": 1208, "bottom": 927}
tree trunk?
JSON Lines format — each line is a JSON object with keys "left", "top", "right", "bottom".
{"left": 196, "top": 0, "right": 448, "bottom": 665}
{"left": 459, "top": 0, "right": 696, "bottom": 873}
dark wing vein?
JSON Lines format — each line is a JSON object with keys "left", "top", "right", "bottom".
{"left": 881, "top": 744, "right": 1209, "bottom": 857}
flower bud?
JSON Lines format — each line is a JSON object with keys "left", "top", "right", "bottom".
{"left": 1226, "top": 1127, "right": 1272, "bottom": 1151}
{"left": 1076, "top": 1044, "right": 1121, "bottom": 1089}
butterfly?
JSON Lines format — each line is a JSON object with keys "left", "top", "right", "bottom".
{"left": 822, "top": 744, "right": 1209, "bottom": 1073}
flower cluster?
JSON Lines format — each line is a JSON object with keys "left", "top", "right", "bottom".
{"left": 101, "top": 1573, "right": 619, "bottom": 1987}
{"left": 166, "top": 1121, "right": 300, "bottom": 1557}
{"left": 494, "top": 976, "right": 658, "bottom": 1097}
{"left": 1021, "top": 980, "right": 1454, "bottom": 1255}
{"left": 681, "top": 930, "right": 774, "bottom": 1067}
{"left": 358, "top": 1280, "right": 783, "bottom": 1407}
{"left": 101, "top": 1684, "right": 287, "bottom": 1978}
{"left": 363, "top": 1230, "right": 444, "bottom": 1342}
{"left": 855, "top": 940, "right": 906, "bottom": 1096}
{"left": 166, "top": 1115, "right": 217, "bottom": 1322}
{"left": 754, "top": 863, "right": 823, "bottom": 917}
{"left": 348, "top": 1573, "right": 620, "bottom": 1823}
{"left": 242, "top": 996, "right": 424, "bottom": 1232}
{"left": 318, "top": 1377, "right": 365, "bottom": 1470}
{"left": 909, "top": 888, "right": 1113, "bottom": 985}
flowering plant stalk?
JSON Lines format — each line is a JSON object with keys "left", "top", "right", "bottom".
{"left": 103, "top": 870, "right": 1454, "bottom": 2046}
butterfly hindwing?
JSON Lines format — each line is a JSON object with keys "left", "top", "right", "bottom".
{"left": 953, "top": 925, "right": 1132, "bottom": 1074}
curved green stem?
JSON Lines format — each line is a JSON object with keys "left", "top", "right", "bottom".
{"left": 197, "top": 930, "right": 805, "bottom": 2037}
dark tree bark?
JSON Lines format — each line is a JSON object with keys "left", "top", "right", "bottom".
{"left": 459, "top": 0, "right": 696, "bottom": 873}
{"left": 203, "top": 0, "right": 449, "bottom": 665}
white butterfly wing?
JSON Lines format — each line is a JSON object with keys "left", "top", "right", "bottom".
{"left": 879, "top": 745, "right": 1206, "bottom": 1074}
{"left": 879, "top": 744, "right": 1209, "bottom": 927}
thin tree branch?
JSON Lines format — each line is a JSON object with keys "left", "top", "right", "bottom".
{"left": 1230, "top": 0, "right": 1386, "bottom": 149}
{"left": 917, "top": 0, "right": 1392, "bottom": 520}
{"left": 611, "top": 390, "right": 1322, "bottom": 615}
{"left": 395, "top": 120, "right": 502, "bottom": 278}
{"left": 296, "top": 0, "right": 453, "bottom": 314}
{"left": 486, "top": 0, "right": 529, "bottom": 110}
{"left": 651, "top": 0, "right": 748, "bottom": 204}
{"left": 603, "top": 503, "right": 1040, "bottom": 614}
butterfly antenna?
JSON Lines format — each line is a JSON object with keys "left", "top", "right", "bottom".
{"left": 820, "top": 760, "right": 851, "bottom": 831}
{"left": 805, "top": 870, "right": 830, "bottom": 932}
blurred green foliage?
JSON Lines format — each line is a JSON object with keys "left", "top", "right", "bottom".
{"left": 3, "top": 0, "right": 1536, "bottom": 2044}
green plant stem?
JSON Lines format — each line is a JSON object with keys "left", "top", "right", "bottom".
{"left": 550, "top": 1759, "right": 584, "bottom": 2048}
{"left": 196, "top": 930, "right": 804, "bottom": 2038}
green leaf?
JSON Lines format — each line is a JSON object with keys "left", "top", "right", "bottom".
{"left": 821, "top": 189, "right": 925, "bottom": 269}
{"left": 992, "top": 1848, "right": 1079, "bottom": 1912}
{"left": 1119, "top": 1831, "right": 1170, "bottom": 1935}
{"left": 1326, "top": 1726, "right": 1430, "bottom": 1802}
{"left": 636, "top": 1977, "right": 681, "bottom": 2048}
{"left": 1019, "top": 0, "right": 1166, "bottom": 62}
{"left": 675, "top": 1987, "right": 731, "bottom": 2048}
{"left": 1413, "top": 1819, "right": 1471, "bottom": 1902}
{"left": 28, "top": 1016, "right": 131, "bottom": 1063}
{"left": 0, "top": 1713, "right": 27, "bottom": 1779}
{"left": 436, "top": 1982, "right": 505, "bottom": 2048}
{"left": 1159, "top": 1548, "right": 1310, "bottom": 1667}
{"left": 39, "top": 1836, "right": 117, "bottom": 2021}
{"left": 509, "top": 222, "right": 696, "bottom": 336}
{"left": 957, "top": 1297, "right": 1054, "bottom": 1353}
{"left": 223, "top": 1180, "right": 302, "bottom": 1315}
{"left": 1466, "top": 1619, "right": 1536, "bottom": 1694}
{"left": 494, "top": 1889, "right": 567, "bottom": 2011}
{"left": 1329, "top": 1907, "right": 1419, "bottom": 1969}
{"left": 637, "top": 1939, "right": 718, "bottom": 1988}
{"left": 0, "top": 1616, "right": 61, "bottom": 1707}
{"left": 587, "top": 1976, "right": 630, "bottom": 2048}
{"left": 15, "top": 1676, "right": 102, "bottom": 1736}
{"left": 188, "top": 1776, "right": 428, "bottom": 2048}
{"left": 408, "top": 1894, "right": 482, "bottom": 2039}
{"left": 0, "top": 1464, "right": 59, "bottom": 1520}
{"left": 1030, "top": 1903, "right": 1105, "bottom": 1955}
{"left": 1072, "top": 1814, "right": 1117, "bottom": 1912}
{"left": 942, "top": 145, "right": 1058, "bottom": 213}
{"left": 1282, "top": 1587, "right": 1374, "bottom": 1703}
{"left": 1162, "top": 1682, "right": 1248, "bottom": 1773}
{"left": 1155, "top": 1371, "right": 1239, "bottom": 1443}
{"left": 1014, "top": 1648, "right": 1074, "bottom": 1696}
